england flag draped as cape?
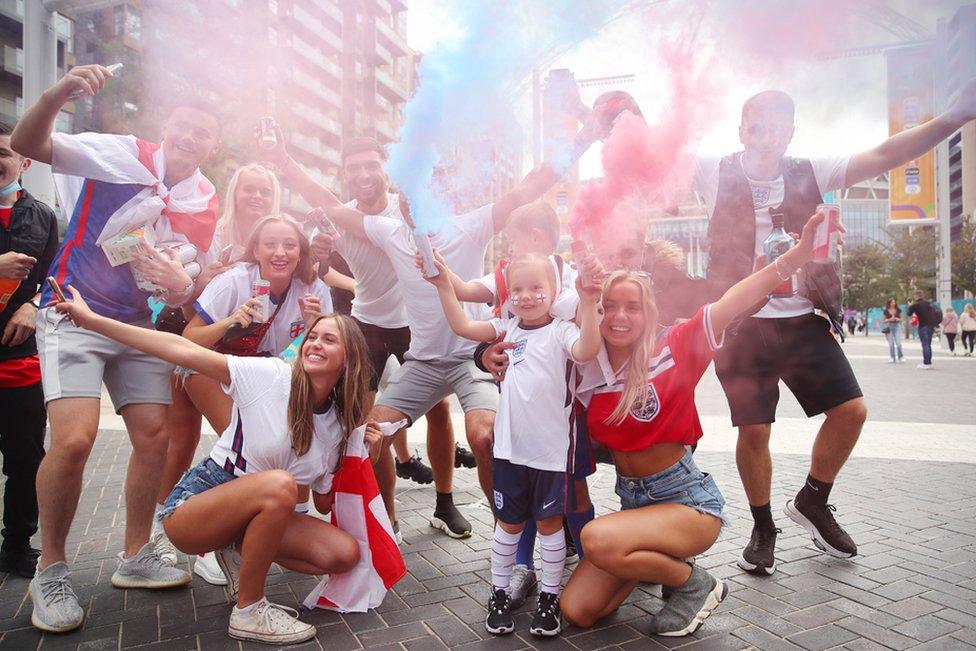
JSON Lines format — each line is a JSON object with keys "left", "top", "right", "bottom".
{"left": 303, "top": 420, "right": 406, "bottom": 613}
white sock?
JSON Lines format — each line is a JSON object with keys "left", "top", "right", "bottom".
{"left": 538, "top": 530, "right": 566, "bottom": 595}
{"left": 233, "top": 598, "right": 264, "bottom": 615}
{"left": 490, "top": 526, "right": 521, "bottom": 590}
{"left": 294, "top": 502, "right": 309, "bottom": 514}
{"left": 152, "top": 504, "right": 165, "bottom": 532}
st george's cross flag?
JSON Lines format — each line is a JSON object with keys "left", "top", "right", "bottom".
{"left": 303, "top": 420, "right": 406, "bottom": 613}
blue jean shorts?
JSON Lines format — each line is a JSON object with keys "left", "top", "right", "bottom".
{"left": 615, "top": 451, "right": 729, "bottom": 526}
{"left": 160, "top": 457, "right": 237, "bottom": 521}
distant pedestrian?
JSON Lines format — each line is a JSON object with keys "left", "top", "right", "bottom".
{"left": 908, "top": 291, "right": 939, "bottom": 369}
{"left": 882, "top": 299, "right": 904, "bottom": 364}
{"left": 847, "top": 315, "right": 856, "bottom": 336}
{"left": 959, "top": 304, "right": 976, "bottom": 356}
{"left": 941, "top": 306, "right": 959, "bottom": 355}
{"left": 858, "top": 316, "right": 867, "bottom": 335}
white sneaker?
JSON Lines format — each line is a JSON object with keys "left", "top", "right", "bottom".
{"left": 916, "top": 363, "right": 933, "bottom": 370}
{"left": 214, "top": 546, "right": 242, "bottom": 599}
{"left": 111, "top": 543, "right": 191, "bottom": 589}
{"left": 193, "top": 552, "right": 227, "bottom": 586}
{"left": 228, "top": 597, "right": 315, "bottom": 645}
{"left": 29, "top": 562, "right": 84, "bottom": 632}
{"left": 887, "top": 359, "right": 896, "bottom": 364}
{"left": 151, "top": 529, "right": 178, "bottom": 567}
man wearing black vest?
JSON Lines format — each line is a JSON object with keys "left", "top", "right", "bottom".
{"left": 695, "top": 80, "right": 975, "bottom": 576}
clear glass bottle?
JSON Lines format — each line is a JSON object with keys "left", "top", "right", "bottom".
{"left": 764, "top": 208, "right": 796, "bottom": 299}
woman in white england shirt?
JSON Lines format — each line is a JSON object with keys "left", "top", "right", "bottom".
{"left": 55, "top": 290, "right": 381, "bottom": 645}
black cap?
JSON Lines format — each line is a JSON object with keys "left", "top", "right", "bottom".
{"left": 770, "top": 206, "right": 786, "bottom": 228}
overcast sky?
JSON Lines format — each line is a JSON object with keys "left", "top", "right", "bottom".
{"left": 406, "top": 1, "right": 970, "bottom": 178}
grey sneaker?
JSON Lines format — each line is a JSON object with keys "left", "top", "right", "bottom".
{"left": 228, "top": 597, "right": 315, "bottom": 645}
{"left": 648, "top": 565, "right": 728, "bottom": 637}
{"left": 29, "top": 561, "right": 85, "bottom": 632}
{"left": 506, "top": 564, "right": 538, "bottom": 609}
{"left": 151, "top": 529, "right": 179, "bottom": 567}
{"left": 214, "top": 545, "right": 241, "bottom": 600}
{"left": 111, "top": 543, "right": 191, "bottom": 589}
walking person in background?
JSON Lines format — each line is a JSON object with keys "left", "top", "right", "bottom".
{"left": 883, "top": 299, "right": 904, "bottom": 364}
{"left": 959, "top": 304, "right": 976, "bottom": 356}
{"left": 941, "top": 306, "right": 958, "bottom": 355}
{"left": 908, "top": 291, "right": 939, "bottom": 369}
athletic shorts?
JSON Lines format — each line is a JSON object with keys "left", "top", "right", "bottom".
{"left": 492, "top": 458, "right": 567, "bottom": 524}
{"left": 352, "top": 317, "right": 411, "bottom": 392}
{"left": 36, "top": 308, "right": 173, "bottom": 411}
{"left": 376, "top": 355, "right": 497, "bottom": 424}
{"left": 714, "top": 313, "right": 862, "bottom": 427}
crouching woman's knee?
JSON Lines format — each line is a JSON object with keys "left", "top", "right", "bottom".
{"left": 260, "top": 470, "right": 299, "bottom": 511}
{"left": 560, "top": 589, "right": 598, "bottom": 628}
{"left": 332, "top": 531, "right": 360, "bottom": 573}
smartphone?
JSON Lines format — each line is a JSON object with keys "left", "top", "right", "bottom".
{"left": 219, "top": 245, "right": 234, "bottom": 263}
{"left": 46, "top": 276, "right": 67, "bottom": 302}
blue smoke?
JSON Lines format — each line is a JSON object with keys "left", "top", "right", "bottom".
{"left": 386, "top": 0, "right": 629, "bottom": 234}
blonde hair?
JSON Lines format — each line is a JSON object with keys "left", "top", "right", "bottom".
{"left": 965, "top": 304, "right": 975, "bottom": 317}
{"left": 215, "top": 164, "right": 281, "bottom": 249}
{"left": 242, "top": 214, "right": 316, "bottom": 285}
{"left": 287, "top": 314, "right": 371, "bottom": 458}
{"left": 945, "top": 306, "right": 955, "bottom": 314}
{"left": 508, "top": 202, "right": 561, "bottom": 249}
{"left": 602, "top": 271, "right": 660, "bottom": 426}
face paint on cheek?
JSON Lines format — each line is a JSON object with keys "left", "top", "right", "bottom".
{"left": 535, "top": 292, "right": 547, "bottom": 304}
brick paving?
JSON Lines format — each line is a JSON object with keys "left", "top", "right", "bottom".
{"left": 1, "top": 429, "right": 975, "bottom": 650}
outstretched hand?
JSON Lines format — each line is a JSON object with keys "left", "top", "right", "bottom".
{"left": 415, "top": 247, "right": 449, "bottom": 286}
{"left": 54, "top": 285, "right": 97, "bottom": 329}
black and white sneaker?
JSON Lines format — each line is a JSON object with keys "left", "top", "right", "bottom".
{"left": 530, "top": 591, "right": 562, "bottom": 636}
{"left": 395, "top": 455, "right": 434, "bottom": 485}
{"left": 454, "top": 444, "right": 477, "bottom": 469}
{"left": 785, "top": 498, "right": 857, "bottom": 558}
{"left": 430, "top": 503, "right": 472, "bottom": 539}
{"left": 737, "top": 526, "right": 780, "bottom": 575}
{"left": 564, "top": 526, "right": 579, "bottom": 564}
{"left": 485, "top": 588, "right": 514, "bottom": 634}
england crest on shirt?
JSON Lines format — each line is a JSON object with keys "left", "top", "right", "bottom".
{"left": 630, "top": 384, "right": 661, "bottom": 422}
{"left": 289, "top": 319, "right": 306, "bottom": 339}
{"left": 511, "top": 338, "right": 528, "bottom": 365}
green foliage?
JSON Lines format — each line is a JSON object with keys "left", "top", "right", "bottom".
{"left": 951, "top": 214, "right": 976, "bottom": 295}
{"left": 842, "top": 243, "right": 898, "bottom": 311}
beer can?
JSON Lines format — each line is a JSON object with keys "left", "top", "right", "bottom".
{"left": 415, "top": 232, "right": 439, "bottom": 278}
{"left": 813, "top": 203, "right": 841, "bottom": 265}
{"left": 158, "top": 241, "right": 198, "bottom": 266}
{"left": 258, "top": 117, "right": 277, "bottom": 150}
{"left": 251, "top": 279, "right": 271, "bottom": 322}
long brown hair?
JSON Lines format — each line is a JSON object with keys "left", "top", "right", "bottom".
{"left": 243, "top": 214, "right": 317, "bottom": 285}
{"left": 602, "top": 271, "right": 660, "bottom": 426}
{"left": 287, "top": 314, "right": 372, "bottom": 459}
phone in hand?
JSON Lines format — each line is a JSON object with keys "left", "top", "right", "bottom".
{"left": 46, "top": 276, "right": 67, "bottom": 302}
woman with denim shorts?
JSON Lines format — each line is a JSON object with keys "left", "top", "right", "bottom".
{"left": 55, "top": 290, "right": 385, "bottom": 646}
{"left": 561, "top": 212, "right": 832, "bottom": 637}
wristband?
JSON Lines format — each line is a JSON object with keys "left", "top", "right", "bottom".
{"left": 29, "top": 300, "right": 40, "bottom": 309}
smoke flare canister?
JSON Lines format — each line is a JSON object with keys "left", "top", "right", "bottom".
{"left": 813, "top": 204, "right": 841, "bottom": 265}
{"left": 415, "top": 232, "right": 439, "bottom": 278}
{"left": 68, "top": 63, "right": 123, "bottom": 100}
{"left": 258, "top": 117, "right": 278, "bottom": 150}
{"left": 251, "top": 279, "right": 271, "bottom": 322}
{"left": 571, "top": 240, "right": 592, "bottom": 287}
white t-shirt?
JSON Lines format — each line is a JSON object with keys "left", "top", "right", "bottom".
{"left": 475, "top": 254, "right": 581, "bottom": 321}
{"left": 194, "top": 262, "right": 333, "bottom": 356}
{"left": 488, "top": 316, "right": 581, "bottom": 472}
{"left": 210, "top": 356, "right": 342, "bottom": 493}
{"left": 694, "top": 153, "right": 848, "bottom": 318}
{"left": 364, "top": 204, "right": 495, "bottom": 360}
{"left": 315, "top": 194, "right": 408, "bottom": 328}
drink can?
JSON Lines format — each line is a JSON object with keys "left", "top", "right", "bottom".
{"left": 251, "top": 279, "right": 271, "bottom": 322}
{"left": 813, "top": 203, "right": 841, "bottom": 265}
{"left": 158, "top": 241, "right": 198, "bottom": 266}
{"left": 258, "top": 117, "right": 277, "bottom": 150}
{"left": 415, "top": 232, "right": 439, "bottom": 278}
{"left": 571, "top": 240, "right": 593, "bottom": 287}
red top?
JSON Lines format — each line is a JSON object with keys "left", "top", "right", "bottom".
{"left": 0, "top": 202, "right": 14, "bottom": 228}
{"left": 586, "top": 305, "right": 722, "bottom": 452}
{"left": 0, "top": 355, "right": 41, "bottom": 388}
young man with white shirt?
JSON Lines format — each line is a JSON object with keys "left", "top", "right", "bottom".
{"left": 694, "top": 80, "right": 976, "bottom": 576}
{"left": 12, "top": 65, "right": 220, "bottom": 632}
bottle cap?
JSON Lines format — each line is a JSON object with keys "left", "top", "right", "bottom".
{"left": 770, "top": 207, "right": 786, "bottom": 228}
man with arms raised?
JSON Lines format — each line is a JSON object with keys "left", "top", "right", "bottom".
{"left": 13, "top": 65, "right": 221, "bottom": 632}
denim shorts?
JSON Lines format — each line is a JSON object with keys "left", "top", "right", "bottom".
{"left": 160, "top": 457, "right": 237, "bottom": 521}
{"left": 615, "top": 451, "right": 729, "bottom": 526}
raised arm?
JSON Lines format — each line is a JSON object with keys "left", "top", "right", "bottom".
{"left": 12, "top": 65, "right": 114, "bottom": 163}
{"left": 709, "top": 212, "right": 825, "bottom": 335}
{"left": 423, "top": 259, "right": 496, "bottom": 342}
{"left": 845, "top": 77, "right": 975, "bottom": 186}
{"left": 55, "top": 286, "right": 231, "bottom": 385}
{"left": 323, "top": 204, "right": 368, "bottom": 241}
{"left": 419, "top": 248, "right": 493, "bottom": 303}
{"left": 571, "top": 280, "right": 602, "bottom": 362}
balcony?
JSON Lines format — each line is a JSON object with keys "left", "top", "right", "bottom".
{"left": 291, "top": 68, "right": 342, "bottom": 109}
{"left": 375, "top": 119, "right": 397, "bottom": 143}
{"left": 375, "top": 66, "right": 409, "bottom": 103}
{"left": 0, "top": 0, "right": 22, "bottom": 21}
{"left": 0, "top": 45, "right": 22, "bottom": 77}
{"left": 291, "top": 36, "right": 343, "bottom": 83}
{"left": 321, "top": 1, "right": 343, "bottom": 26}
{"left": 291, "top": 4, "right": 342, "bottom": 55}
{"left": 375, "top": 17, "right": 409, "bottom": 57}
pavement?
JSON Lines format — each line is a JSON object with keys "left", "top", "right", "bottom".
{"left": 2, "top": 334, "right": 976, "bottom": 649}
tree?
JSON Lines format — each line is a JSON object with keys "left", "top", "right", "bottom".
{"left": 843, "top": 243, "right": 897, "bottom": 311}
{"left": 886, "top": 224, "right": 937, "bottom": 299}
{"left": 952, "top": 214, "right": 976, "bottom": 296}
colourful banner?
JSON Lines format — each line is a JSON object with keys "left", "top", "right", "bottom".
{"left": 886, "top": 45, "right": 937, "bottom": 222}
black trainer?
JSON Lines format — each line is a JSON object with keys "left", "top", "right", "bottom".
{"left": 564, "top": 525, "right": 578, "bottom": 564}
{"left": 529, "top": 591, "right": 562, "bottom": 636}
{"left": 430, "top": 503, "right": 472, "bottom": 539}
{"left": 485, "top": 588, "right": 514, "bottom": 634}
{"left": 785, "top": 498, "right": 857, "bottom": 558}
{"left": 454, "top": 444, "right": 477, "bottom": 469}
{"left": 395, "top": 455, "right": 434, "bottom": 485}
{"left": 0, "top": 545, "right": 40, "bottom": 578}
{"left": 737, "top": 526, "right": 780, "bottom": 576}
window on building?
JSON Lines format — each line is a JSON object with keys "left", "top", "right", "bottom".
{"left": 269, "top": 0, "right": 278, "bottom": 15}
{"left": 114, "top": 4, "right": 141, "bottom": 41}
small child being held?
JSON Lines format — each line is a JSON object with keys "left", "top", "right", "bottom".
{"left": 422, "top": 252, "right": 601, "bottom": 637}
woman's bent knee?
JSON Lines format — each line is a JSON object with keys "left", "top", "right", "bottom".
{"left": 262, "top": 471, "right": 299, "bottom": 508}
{"left": 561, "top": 595, "right": 597, "bottom": 628}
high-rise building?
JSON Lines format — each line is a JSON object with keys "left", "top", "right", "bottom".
{"left": 944, "top": 3, "right": 976, "bottom": 240}
{"left": 0, "top": 0, "right": 75, "bottom": 131}
{"left": 825, "top": 174, "right": 891, "bottom": 249}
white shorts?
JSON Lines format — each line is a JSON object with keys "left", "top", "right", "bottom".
{"left": 36, "top": 308, "right": 173, "bottom": 412}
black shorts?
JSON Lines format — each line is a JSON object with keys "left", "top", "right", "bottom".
{"left": 714, "top": 313, "right": 862, "bottom": 427}
{"left": 492, "top": 458, "right": 567, "bottom": 524}
{"left": 352, "top": 318, "right": 411, "bottom": 391}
